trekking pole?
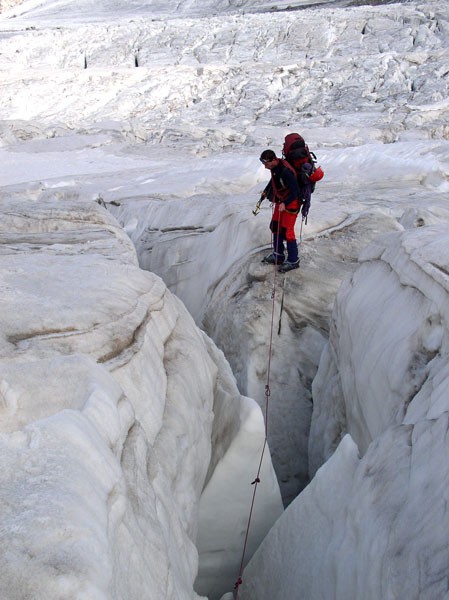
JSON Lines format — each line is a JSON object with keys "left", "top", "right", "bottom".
{"left": 299, "top": 216, "right": 305, "bottom": 244}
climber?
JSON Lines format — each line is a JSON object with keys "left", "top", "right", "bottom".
{"left": 259, "top": 149, "right": 301, "bottom": 272}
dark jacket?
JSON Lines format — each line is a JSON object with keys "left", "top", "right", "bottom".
{"left": 270, "top": 160, "right": 300, "bottom": 207}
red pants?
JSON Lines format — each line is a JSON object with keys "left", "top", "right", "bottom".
{"left": 272, "top": 200, "right": 300, "bottom": 241}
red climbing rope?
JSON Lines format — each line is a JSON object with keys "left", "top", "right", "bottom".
{"left": 233, "top": 216, "right": 281, "bottom": 599}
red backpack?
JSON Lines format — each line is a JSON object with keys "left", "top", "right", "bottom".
{"left": 282, "top": 133, "right": 324, "bottom": 186}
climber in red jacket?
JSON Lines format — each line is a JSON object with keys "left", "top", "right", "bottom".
{"left": 259, "top": 149, "right": 301, "bottom": 272}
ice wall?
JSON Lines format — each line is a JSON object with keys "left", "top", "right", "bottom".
{"left": 310, "top": 223, "right": 449, "bottom": 472}
{"left": 237, "top": 224, "right": 449, "bottom": 600}
{"left": 0, "top": 197, "right": 282, "bottom": 600}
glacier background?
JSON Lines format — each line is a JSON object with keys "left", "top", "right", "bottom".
{"left": 1, "top": 0, "right": 449, "bottom": 599}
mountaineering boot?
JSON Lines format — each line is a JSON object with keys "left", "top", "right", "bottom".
{"left": 262, "top": 232, "right": 285, "bottom": 264}
{"left": 278, "top": 259, "right": 300, "bottom": 273}
{"left": 286, "top": 240, "right": 299, "bottom": 263}
{"left": 262, "top": 252, "right": 284, "bottom": 265}
{"left": 278, "top": 239, "right": 299, "bottom": 272}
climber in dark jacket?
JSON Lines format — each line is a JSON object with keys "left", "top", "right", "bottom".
{"left": 259, "top": 149, "right": 301, "bottom": 272}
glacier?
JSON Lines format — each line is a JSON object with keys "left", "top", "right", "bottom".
{"left": 1, "top": 0, "right": 449, "bottom": 599}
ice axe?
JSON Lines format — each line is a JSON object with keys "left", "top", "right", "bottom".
{"left": 252, "top": 181, "right": 272, "bottom": 216}
{"left": 252, "top": 194, "right": 265, "bottom": 216}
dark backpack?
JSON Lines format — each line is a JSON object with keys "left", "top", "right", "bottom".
{"left": 282, "top": 133, "right": 324, "bottom": 191}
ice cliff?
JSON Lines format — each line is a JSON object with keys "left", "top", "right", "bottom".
{"left": 237, "top": 223, "right": 449, "bottom": 600}
{"left": 0, "top": 198, "right": 282, "bottom": 600}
